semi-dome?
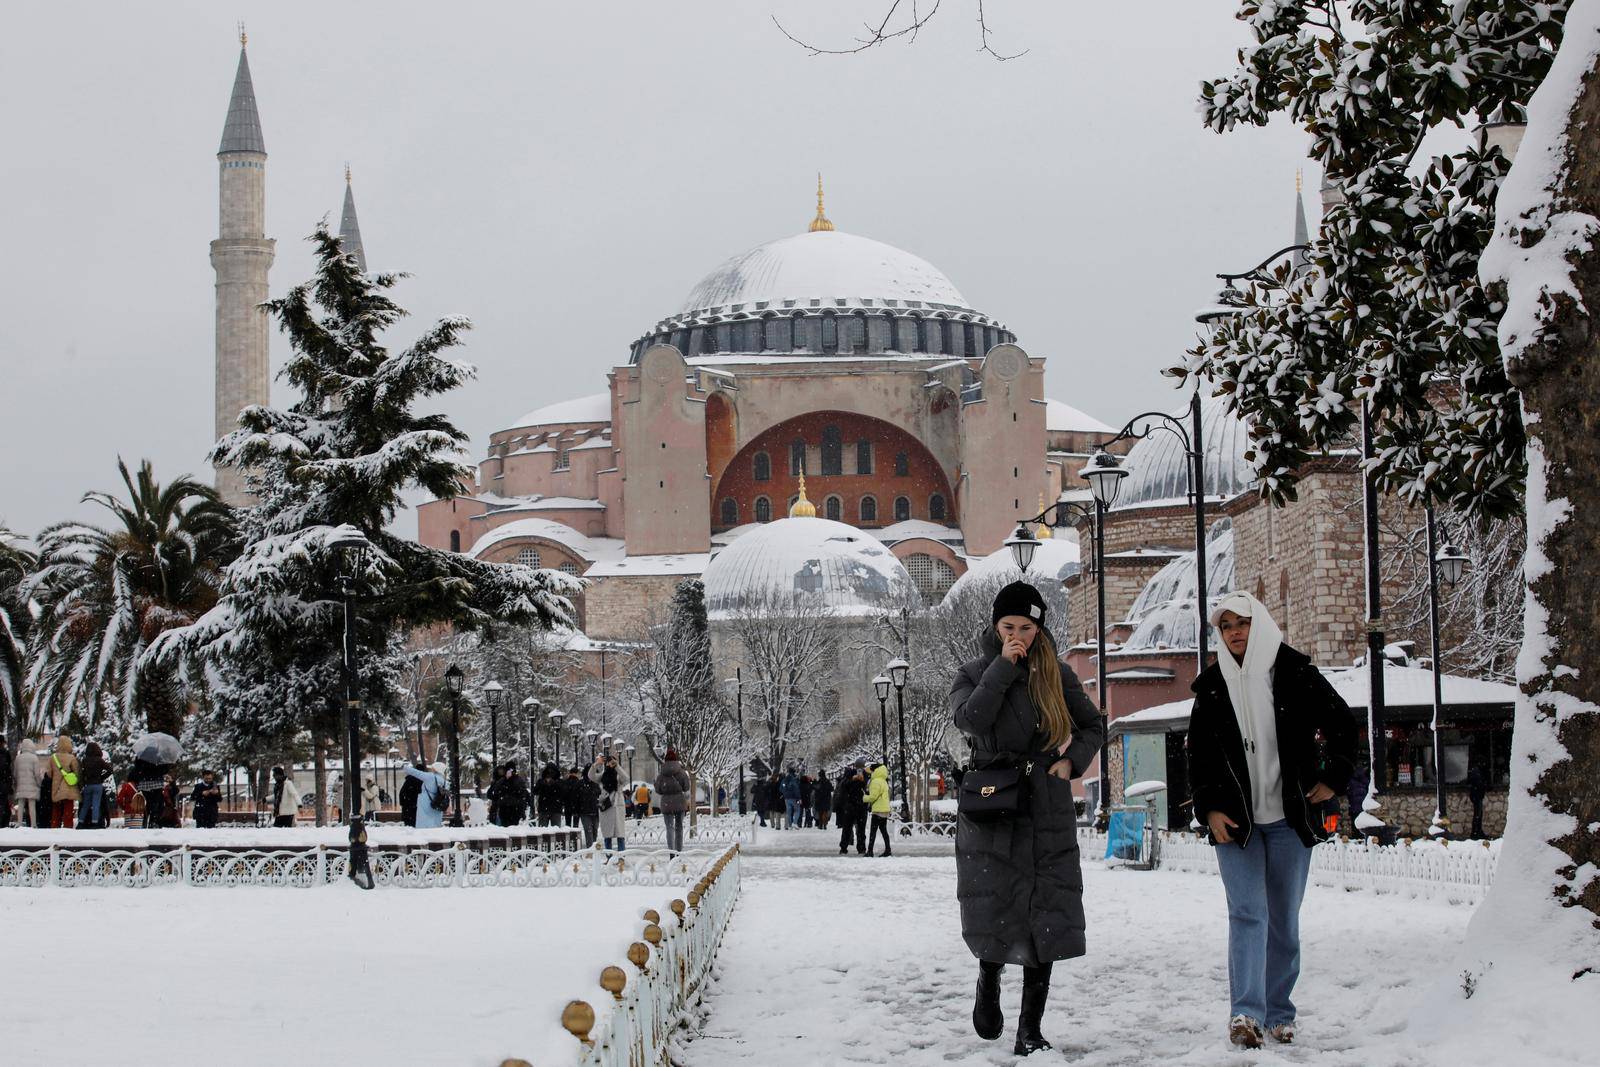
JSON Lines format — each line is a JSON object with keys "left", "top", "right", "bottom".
{"left": 1111, "top": 395, "right": 1255, "bottom": 511}
{"left": 703, "top": 517, "right": 909, "bottom": 619}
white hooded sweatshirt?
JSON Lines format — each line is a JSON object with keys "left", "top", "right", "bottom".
{"left": 1210, "top": 591, "right": 1285, "bottom": 824}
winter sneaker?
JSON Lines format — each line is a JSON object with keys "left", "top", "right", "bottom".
{"left": 1229, "top": 1015, "right": 1264, "bottom": 1049}
{"left": 972, "top": 966, "right": 1003, "bottom": 1041}
{"left": 1267, "top": 1023, "right": 1295, "bottom": 1045}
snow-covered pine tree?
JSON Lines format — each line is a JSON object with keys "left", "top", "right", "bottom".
{"left": 152, "top": 222, "right": 581, "bottom": 811}
{"left": 1177, "top": 1, "right": 1571, "bottom": 519}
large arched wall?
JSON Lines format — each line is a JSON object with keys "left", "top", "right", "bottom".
{"left": 711, "top": 410, "right": 956, "bottom": 533}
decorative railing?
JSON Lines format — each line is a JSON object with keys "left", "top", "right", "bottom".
{"left": 555, "top": 845, "right": 743, "bottom": 1066}
{"left": 1155, "top": 831, "right": 1499, "bottom": 906}
{"left": 0, "top": 843, "right": 718, "bottom": 890}
{"left": 628, "top": 813, "right": 758, "bottom": 845}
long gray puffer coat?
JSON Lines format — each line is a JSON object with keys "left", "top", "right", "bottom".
{"left": 951, "top": 628, "right": 1105, "bottom": 966}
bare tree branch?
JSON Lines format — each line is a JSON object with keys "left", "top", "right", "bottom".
{"left": 772, "top": 0, "right": 1026, "bottom": 61}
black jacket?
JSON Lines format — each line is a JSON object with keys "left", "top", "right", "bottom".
{"left": 534, "top": 773, "right": 564, "bottom": 815}
{"left": 1185, "top": 643, "right": 1358, "bottom": 849}
{"left": 812, "top": 775, "right": 833, "bottom": 812}
{"left": 564, "top": 774, "right": 600, "bottom": 816}
{"left": 398, "top": 774, "right": 421, "bottom": 825}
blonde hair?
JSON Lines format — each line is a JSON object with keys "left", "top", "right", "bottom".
{"left": 1026, "top": 629, "right": 1072, "bottom": 750}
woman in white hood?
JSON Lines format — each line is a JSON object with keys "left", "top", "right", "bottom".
{"left": 1184, "top": 591, "right": 1357, "bottom": 1050}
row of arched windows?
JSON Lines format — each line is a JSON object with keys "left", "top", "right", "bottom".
{"left": 719, "top": 493, "right": 946, "bottom": 527}
{"left": 641, "top": 313, "right": 1011, "bottom": 359}
{"left": 756, "top": 441, "right": 902, "bottom": 480}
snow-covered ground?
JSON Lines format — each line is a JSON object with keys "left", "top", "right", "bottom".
{"left": 5, "top": 882, "right": 668, "bottom": 1065}
{"left": 682, "top": 850, "right": 1507, "bottom": 1067}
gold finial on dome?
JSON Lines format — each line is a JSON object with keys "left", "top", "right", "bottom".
{"left": 790, "top": 472, "right": 818, "bottom": 518}
{"left": 809, "top": 173, "right": 834, "bottom": 233}
{"left": 1036, "top": 494, "right": 1053, "bottom": 539}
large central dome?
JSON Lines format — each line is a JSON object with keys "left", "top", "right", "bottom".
{"left": 679, "top": 230, "right": 970, "bottom": 316}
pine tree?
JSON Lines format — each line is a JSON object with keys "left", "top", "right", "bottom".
{"left": 153, "top": 222, "right": 580, "bottom": 802}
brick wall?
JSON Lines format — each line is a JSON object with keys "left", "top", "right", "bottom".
{"left": 583, "top": 573, "right": 686, "bottom": 642}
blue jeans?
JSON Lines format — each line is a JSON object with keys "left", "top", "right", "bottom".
{"left": 784, "top": 798, "right": 802, "bottom": 828}
{"left": 663, "top": 811, "right": 686, "bottom": 852}
{"left": 76, "top": 784, "right": 104, "bottom": 827}
{"left": 1214, "top": 819, "right": 1313, "bottom": 1028}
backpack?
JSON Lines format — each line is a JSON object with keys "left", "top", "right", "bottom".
{"left": 429, "top": 778, "right": 450, "bottom": 812}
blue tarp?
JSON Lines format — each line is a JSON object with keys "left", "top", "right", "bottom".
{"left": 1105, "top": 809, "right": 1146, "bottom": 861}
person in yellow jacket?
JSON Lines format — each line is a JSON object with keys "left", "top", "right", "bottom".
{"left": 865, "top": 763, "right": 893, "bottom": 857}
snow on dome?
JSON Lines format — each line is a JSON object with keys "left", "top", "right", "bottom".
{"left": 1121, "top": 521, "right": 1237, "bottom": 652}
{"left": 702, "top": 517, "right": 910, "bottom": 619}
{"left": 1045, "top": 398, "right": 1115, "bottom": 435}
{"left": 678, "top": 230, "right": 972, "bottom": 316}
{"left": 507, "top": 392, "right": 611, "bottom": 431}
{"left": 944, "top": 535, "right": 1080, "bottom": 605}
{"left": 1111, "top": 394, "right": 1254, "bottom": 511}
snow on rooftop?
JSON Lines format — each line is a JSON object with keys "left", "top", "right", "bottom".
{"left": 875, "top": 519, "right": 964, "bottom": 544}
{"left": 507, "top": 392, "right": 611, "bottom": 431}
{"left": 585, "top": 553, "right": 710, "bottom": 578}
{"left": 703, "top": 517, "right": 910, "bottom": 619}
{"left": 466, "top": 518, "right": 624, "bottom": 563}
{"left": 1324, "top": 664, "right": 1517, "bottom": 711}
{"left": 1045, "top": 398, "right": 1115, "bottom": 435}
{"left": 945, "top": 536, "right": 1080, "bottom": 603}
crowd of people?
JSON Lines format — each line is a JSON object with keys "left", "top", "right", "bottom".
{"left": 748, "top": 760, "right": 898, "bottom": 857}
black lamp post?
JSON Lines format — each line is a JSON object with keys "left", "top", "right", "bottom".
{"left": 444, "top": 662, "right": 465, "bottom": 827}
{"left": 329, "top": 524, "right": 370, "bottom": 827}
{"left": 625, "top": 744, "right": 636, "bottom": 802}
{"left": 729, "top": 669, "right": 747, "bottom": 815}
{"left": 1427, "top": 508, "right": 1470, "bottom": 839}
{"left": 548, "top": 707, "right": 564, "bottom": 767}
{"left": 886, "top": 657, "right": 911, "bottom": 823}
{"left": 482, "top": 679, "right": 504, "bottom": 775}
{"left": 585, "top": 729, "right": 599, "bottom": 761}
{"left": 523, "top": 696, "right": 541, "bottom": 769}
{"left": 568, "top": 719, "right": 583, "bottom": 767}
{"left": 872, "top": 673, "right": 891, "bottom": 767}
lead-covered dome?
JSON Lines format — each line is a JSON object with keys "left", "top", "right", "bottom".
{"left": 1111, "top": 395, "right": 1255, "bottom": 510}
{"left": 703, "top": 517, "right": 910, "bottom": 619}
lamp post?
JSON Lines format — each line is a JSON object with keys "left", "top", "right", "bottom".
{"left": 523, "top": 696, "right": 541, "bottom": 770}
{"left": 729, "top": 669, "right": 746, "bottom": 814}
{"left": 482, "top": 679, "right": 504, "bottom": 775}
{"left": 1427, "top": 508, "right": 1470, "bottom": 839}
{"left": 886, "top": 657, "right": 911, "bottom": 824}
{"left": 548, "top": 708, "right": 565, "bottom": 767}
{"left": 329, "top": 524, "right": 370, "bottom": 827}
{"left": 871, "top": 674, "right": 891, "bottom": 767}
{"left": 585, "top": 729, "right": 599, "bottom": 760}
{"left": 444, "top": 662, "right": 465, "bottom": 827}
{"left": 387, "top": 748, "right": 400, "bottom": 809}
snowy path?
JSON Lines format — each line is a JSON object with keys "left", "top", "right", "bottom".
{"left": 682, "top": 849, "right": 1476, "bottom": 1067}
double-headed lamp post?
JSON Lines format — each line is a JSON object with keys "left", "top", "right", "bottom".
{"left": 482, "top": 679, "right": 504, "bottom": 774}
{"left": 444, "top": 663, "right": 466, "bottom": 827}
{"left": 886, "top": 657, "right": 911, "bottom": 823}
{"left": 871, "top": 674, "right": 891, "bottom": 767}
{"left": 1427, "top": 510, "right": 1470, "bottom": 839}
{"left": 329, "top": 524, "right": 371, "bottom": 826}
{"left": 523, "top": 697, "right": 541, "bottom": 771}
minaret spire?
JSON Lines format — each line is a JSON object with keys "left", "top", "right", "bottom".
{"left": 1291, "top": 169, "right": 1311, "bottom": 272}
{"left": 212, "top": 35, "right": 274, "bottom": 504}
{"left": 338, "top": 164, "right": 368, "bottom": 273}
{"left": 809, "top": 173, "right": 834, "bottom": 233}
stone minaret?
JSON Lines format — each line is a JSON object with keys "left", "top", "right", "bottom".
{"left": 212, "top": 33, "right": 274, "bottom": 505}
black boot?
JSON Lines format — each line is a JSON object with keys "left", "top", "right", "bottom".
{"left": 972, "top": 961, "right": 1003, "bottom": 1041}
{"left": 1014, "top": 964, "right": 1053, "bottom": 1056}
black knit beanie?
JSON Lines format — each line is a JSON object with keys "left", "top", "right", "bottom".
{"left": 991, "top": 580, "right": 1047, "bottom": 626}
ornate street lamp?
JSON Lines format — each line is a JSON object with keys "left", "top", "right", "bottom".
{"left": 886, "top": 658, "right": 911, "bottom": 824}
{"left": 548, "top": 707, "right": 565, "bottom": 766}
{"left": 444, "top": 663, "right": 465, "bottom": 827}
{"left": 871, "top": 673, "right": 891, "bottom": 766}
{"left": 1004, "top": 524, "right": 1041, "bottom": 573}
{"left": 482, "top": 679, "right": 504, "bottom": 775}
{"left": 328, "top": 524, "right": 370, "bottom": 829}
{"left": 1427, "top": 507, "right": 1471, "bottom": 839}
{"left": 726, "top": 670, "right": 747, "bottom": 814}
{"left": 523, "top": 696, "right": 541, "bottom": 773}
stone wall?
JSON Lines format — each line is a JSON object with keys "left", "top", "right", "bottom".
{"left": 583, "top": 573, "right": 684, "bottom": 642}
{"left": 1348, "top": 788, "right": 1508, "bottom": 839}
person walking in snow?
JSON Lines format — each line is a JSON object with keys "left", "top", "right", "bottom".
{"left": 399, "top": 762, "right": 422, "bottom": 827}
{"left": 588, "top": 755, "right": 625, "bottom": 849}
{"left": 835, "top": 765, "right": 867, "bottom": 855}
{"left": 0, "top": 742, "right": 11, "bottom": 828}
{"left": 534, "top": 763, "right": 564, "bottom": 826}
{"left": 865, "top": 763, "right": 893, "bottom": 857}
{"left": 812, "top": 770, "right": 833, "bottom": 831}
{"left": 190, "top": 770, "right": 222, "bottom": 829}
{"left": 654, "top": 748, "right": 692, "bottom": 853}
{"left": 77, "top": 742, "right": 111, "bottom": 828}
{"left": 799, "top": 774, "right": 815, "bottom": 827}
{"left": 952, "top": 581, "right": 1104, "bottom": 1057}
{"left": 765, "top": 776, "right": 787, "bottom": 830}
{"left": 570, "top": 764, "right": 601, "bottom": 846}
{"left": 405, "top": 762, "right": 450, "bottom": 830}
{"left": 1185, "top": 591, "right": 1356, "bottom": 1049}
{"left": 46, "top": 735, "right": 82, "bottom": 828}
{"left": 12, "top": 738, "right": 42, "bottom": 827}
{"left": 270, "top": 766, "right": 299, "bottom": 828}
{"left": 491, "top": 763, "right": 529, "bottom": 826}
{"left": 780, "top": 767, "right": 803, "bottom": 828}
{"left": 360, "top": 774, "right": 381, "bottom": 818}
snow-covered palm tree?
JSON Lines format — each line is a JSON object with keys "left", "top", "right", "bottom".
{"left": 0, "top": 525, "right": 36, "bottom": 737}
{"left": 25, "top": 459, "right": 234, "bottom": 735}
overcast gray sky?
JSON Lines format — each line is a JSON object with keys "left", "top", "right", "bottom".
{"left": 0, "top": 1, "right": 1316, "bottom": 539}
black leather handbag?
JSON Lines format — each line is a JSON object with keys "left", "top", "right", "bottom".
{"left": 957, "top": 760, "right": 1032, "bottom": 821}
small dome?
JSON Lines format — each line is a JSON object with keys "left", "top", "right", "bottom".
{"left": 943, "top": 536, "right": 1080, "bottom": 605}
{"left": 703, "top": 517, "right": 909, "bottom": 619}
{"left": 1111, "top": 395, "right": 1254, "bottom": 510}
{"left": 678, "top": 230, "right": 973, "bottom": 316}
{"left": 1122, "top": 520, "right": 1237, "bottom": 652}
{"left": 507, "top": 392, "right": 611, "bottom": 431}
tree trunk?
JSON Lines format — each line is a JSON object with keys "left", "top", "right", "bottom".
{"left": 1439, "top": 8, "right": 1600, "bottom": 1041}
{"left": 313, "top": 736, "right": 328, "bottom": 827}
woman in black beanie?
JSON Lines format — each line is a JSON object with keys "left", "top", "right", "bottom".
{"left": 950, "top": 580, "right": 1104, "bottom": 1056}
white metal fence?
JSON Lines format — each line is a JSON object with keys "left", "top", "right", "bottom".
{"left": 0, "top": 844, "right": 720, "bottom": 890}
{"left": 558, "top": 845, "right": 743, "bottom": 1066}
{"left": 1153, "top": 831, "right": 1499, "bottom": 905}
{"left": 628, "top": 813, "right": 758, "bottom": 845}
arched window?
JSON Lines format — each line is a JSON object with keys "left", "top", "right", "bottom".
{"left": 860, "top": 495, "right": 878, "bottom": 524}
{"left": 517, "top": 546, "right": 542, "bottom": 568}
{"left": 821, "top": 311, "right": 838, "bottom": 353}
{"left": 701, "top": 325, "right": 718, "bottom": 354}
{"left": 894, "top": 451, "right": 909, "bottom": 477}
{"left": 882, "top": 311, "right": 898, "bottom": 351}
{"left": 755, "top": 496, "right": 772, "bottom": 523}
{"left": 790, "top": 313, "right": 806, "bottom": 351}
{"left": 449, "top": 530, "right": 461, "bottom": 553}
{"left": 929, "top": 493, "right": 947, "bottom": 521}
{"left": 894, "top": 496, "right": 911, "bottom": 522}
{"left": 741, "top": 320, "right": 760, "bottom": 352}
{"left": 790, "top": 439, "right": 807, "bottom": 476}
{"left": 759, "top": 314, "right": 775, "bottom": 351}
{"left": 820, "top": 425, "right": 842, "bottom": 475}
{"left": 753, "top": 451, "right": 771, "bottom": 482}
{"left": 856, "top": 438, "right": 872, "bottom": 475}
{"left": 673, "top": 329, "right": 689, "bottom": 353}
{"left": 912, "top": 315, "right": 928, "bottom": 353}
{"left": 905, "top": 553, "right": 957, "bottom": 605}
{"left": 825, "top": 495, "right": 842, "bottom": 521}
{"left": 851, "top": 312, "right": 869, "bottom": 353}
{"left": 964, "top": 322, "right": 978, "bottom": 357}
{"left": 720, "top": 498, "right": 738, "bottom": 527}
{"left": 939, "top": 316, "right": 953, "bottom": 355}
{"left": 558, "top": 561, "right": 580, "bottom": 576}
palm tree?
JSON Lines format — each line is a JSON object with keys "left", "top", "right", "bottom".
{"left": 0, "top": 525, "right": 36, "bottom": 740}
{"left": 26, "top": 459, "right": 235, "bottom": 735}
